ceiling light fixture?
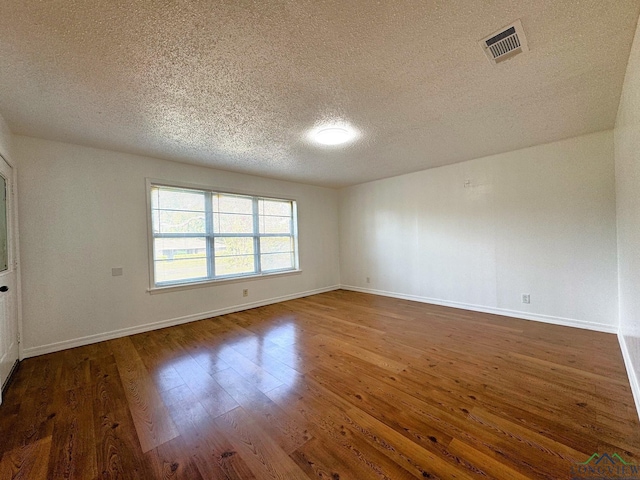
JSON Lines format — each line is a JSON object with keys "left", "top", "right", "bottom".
{"left": 313, "top": 126, "right": 356, "bottom": 146}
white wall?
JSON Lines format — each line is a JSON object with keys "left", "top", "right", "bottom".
{"left": 340, "top": 130, "right": 618, "bottom": 331}
{"left": 615, "top": 18, "right": 640, "bottom": 413}
{"left": 15, "top": 136, "right": 340, "bottom": 356}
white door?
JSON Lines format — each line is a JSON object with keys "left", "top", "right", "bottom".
{"left": 0, "top": 154, "right": 18, "bottom": 404}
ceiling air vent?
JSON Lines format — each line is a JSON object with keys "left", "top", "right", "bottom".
{"left": 479, "top": 19, "right": 528, "bottom": 64}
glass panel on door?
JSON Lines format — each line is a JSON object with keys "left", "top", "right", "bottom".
{"left": 0, "top": 175, "right": 7, "bottom": 272}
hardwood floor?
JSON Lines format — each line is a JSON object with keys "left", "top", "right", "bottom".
{"left": 0, "top": 290, "right": 638, "bottom": 479}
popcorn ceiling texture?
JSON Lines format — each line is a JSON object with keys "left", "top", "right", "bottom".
{"left": 0, "top": 1, "right": 638, "bottom": 187}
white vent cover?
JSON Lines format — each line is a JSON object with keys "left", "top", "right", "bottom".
{"left": 479, "top": 19, "right": 528, "bottom": 64}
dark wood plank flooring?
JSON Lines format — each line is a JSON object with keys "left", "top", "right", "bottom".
{"left": 0, "top": 290, "right": 638, "bottom": 479}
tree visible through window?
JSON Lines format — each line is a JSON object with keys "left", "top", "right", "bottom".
{"left": 150, "top": 184, "right": 298, "bottom": 286}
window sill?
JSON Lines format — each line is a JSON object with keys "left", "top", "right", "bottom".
{"left": 147, "top": 269, "right": 303, "bottom": 295}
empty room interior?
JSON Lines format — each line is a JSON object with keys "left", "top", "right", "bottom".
{"left": 1, "top": 1, "right": 640, "bottom": 479}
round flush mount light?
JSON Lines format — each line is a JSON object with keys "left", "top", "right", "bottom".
{"left": 315, "top": 127, "right": 352, "bottom": 145}
{"left": 311, "top": 124, "right": 358, "bottom": 146}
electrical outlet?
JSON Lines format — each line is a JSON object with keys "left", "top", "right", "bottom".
{"left": 522, "top": 294, "right": 530, "bottom": 304}
{"left": 243, "top": 289, "right": 248, "bottom": 297}
{"left": 366, "top": 277, "right": 370, "bottom": 284}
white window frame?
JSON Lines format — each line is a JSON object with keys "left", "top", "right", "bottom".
{"left": 146, "top": 179, "right": 301, "bottom": 293}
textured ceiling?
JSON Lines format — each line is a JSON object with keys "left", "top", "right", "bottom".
{"left": 0, "top": 1, "right": 639, "bottom": 187}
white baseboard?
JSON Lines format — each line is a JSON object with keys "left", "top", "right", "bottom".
{"left": 22, "top": 282, "right": 637, "bottom": 420}
{"left": 340, "top": 284, "right": 617, "bottom": 334}
{"left": 618, "top": 332, "right": 640, "bottom": 421}
{"left": 21, "top": 283, "right": 618, "bottom": 358}
{"left": 22, "top": 285, "right": 340, "bottom": 358}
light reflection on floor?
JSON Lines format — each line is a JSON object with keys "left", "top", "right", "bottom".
{"left": 156, "top": 318, "right": 301, "bottom": 407}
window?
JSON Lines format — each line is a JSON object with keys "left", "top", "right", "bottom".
{"left": 149, "top": 183, "right": 298, "bottom": 287}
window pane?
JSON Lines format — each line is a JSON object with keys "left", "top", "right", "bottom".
{"left": 214, "top": 213, "right": 254, "bottom": 234}
{"left": 213, "top": 194, "right": 253, "bottom": 214}
{"left": 261, "top": 252, "right": 294, "bottom": 271}
{"left": 151, "top": 187, "right": 160, "bottom": 211}
{"left": 153, "top": 210, "right": 206, "bottom": 234}
{"left": 259, "top": 215, "right": 291, "bottom": 234}
{"left": 153, "top": 187, "right": 205, "bottom": 211}
{"left": 215, "top": 237, "right": 254, "bottom": 257}
{"left": 260, "top": 236, "right": 293, "bottom": 254}
{"left": 151, "top": 185, "right": 297, "bottom": 285}
{"left": 154, "top": 237, "right": 207, "bottom": 283}
{"left": 259, "top": 199, "right": 291, "bottom": 216}
{"left": 216, "top": 255, "right": 255, "bottom": 276}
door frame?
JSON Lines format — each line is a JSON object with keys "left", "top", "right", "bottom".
{"left": 0, "top": 147, "right": 23, "bottom": 363}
